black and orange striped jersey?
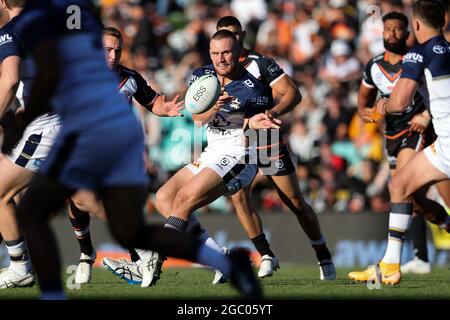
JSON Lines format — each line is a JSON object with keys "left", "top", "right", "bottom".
{"left": 362, "top": 52, "right": 426, "bottom": 136}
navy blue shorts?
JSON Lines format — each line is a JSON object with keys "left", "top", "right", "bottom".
{"left": 40, "top": 114, "right": 149, "bottom": 191}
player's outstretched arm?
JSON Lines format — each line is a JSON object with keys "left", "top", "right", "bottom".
{"left": 357, "top": 82, "right": 379, "bottom": 123}
{"left": 267, "top": 74, "right": 301, "bottom": 117}
{"left": 376, "top": 78, "right": 418, "bottom": 115}
{"left": 0, "top": 56, "right": 20, "bottom": 119}
{"left": 246, "top": 113, "right": 281, "bottom": 130}
{"left": 152, "top": 94, "right": 184, "bottom": 117}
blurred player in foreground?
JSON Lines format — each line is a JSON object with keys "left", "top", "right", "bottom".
{"left": 83, "top": 26, "right": 185, "bottom": 285}
{"left": 0, "top": 0, "right": 59, "bottom": 289}
{"left": 1, "top": 0, "right": 264, "bottom": 299}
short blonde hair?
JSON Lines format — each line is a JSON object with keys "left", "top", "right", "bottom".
{"left": 103, "top": 27, "right": 123, "bottom": 47}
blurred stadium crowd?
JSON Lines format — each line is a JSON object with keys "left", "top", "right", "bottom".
{"left": 8, "top": 0, "right": 450, "bottom": 215}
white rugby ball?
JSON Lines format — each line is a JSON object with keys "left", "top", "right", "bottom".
{"left": 185, "top": 74, "right": 221, "bottom": 114}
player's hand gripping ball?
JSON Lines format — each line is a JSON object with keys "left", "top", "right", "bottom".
{"left": 185, "top": 74, "right": 221, "bottom": 114}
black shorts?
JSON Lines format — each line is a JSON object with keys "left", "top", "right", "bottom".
{"left": 386, "top": 127, "right": 436, "bottom": 169}
{"left": 257, "top": 142, "right": 296, "bottom": 176}
{"left": 0, "top": 109, "right": 15, "bottom": 128}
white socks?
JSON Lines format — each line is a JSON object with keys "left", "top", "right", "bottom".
{"left": 382, "top": 203, "right": 413, "bottom": 264}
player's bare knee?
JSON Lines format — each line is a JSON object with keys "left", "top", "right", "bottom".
{"left": 288, "top": 197, "right": 309, "bottom": 215}
{"left": 155, "top": 201, "right": 170, "bottom": 218}
{"left": 290, "top": 197, "right": 304, "bottom": 210}
{"left": 70, "top": 199, "right": 84, "bottom": 213}
{"left": 172, "top": 189, "right": 196, "bottom": 215}
{"left": 0, "top": 194, "right": 10, "bottom": 207}
{"left": 232, "top": 189, "right": 246, "bottom": 202}
{"left": 71, "top": 191, "right": 94, "bottom": 209}
{"left": 388, "top": 177, "right": 407, "bottom": 200}
{"left": 156, "top": 187, "right": 172, "bottom": 211}
{"left": 0, "top": 186, "right": 16, "bottom": 206}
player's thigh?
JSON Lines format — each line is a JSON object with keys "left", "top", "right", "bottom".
{"left": 395, "top": 147, "right": 418, "bottom": 171}
{"left": 394, "top": 148, "right": 424, "bottom": 202}
{"left": 0, "top": 123, "right": 56, "bottom": 199}
{"left": 0, "top": 156, "right": 33, "bottom": 201}
{"left": 174, "top": 167, "right": 227, "bottom": 209}
{"left": 390, "top": 151, "right": 448, "bottom": 200}
{"left": 156, "top": 166, "right": 195, "bottom": 205}
{"left": 71, "top": 189, "right": 106, "bottom": 220}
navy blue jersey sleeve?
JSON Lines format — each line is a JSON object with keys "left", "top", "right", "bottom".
{"left": 0, "top": 29, "right": 20, "bottom": 62}
{"left": 189, "top": 68, "right": 205, "bottom": 85}
{"left": 133, "top": 72, "right": 158, "bottom": 107}
{"left": 189, "top": 66, "right": 216, "bottom": 85}
{"left": 400, "top": 46, "right": 426, "bottom": 82}
{"left": 244, "top": 88, "right": 270, "bottom": 118}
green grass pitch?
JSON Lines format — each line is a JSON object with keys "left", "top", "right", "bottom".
{"left": 0, "top": 265, "right": 449, "bottom": 300}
